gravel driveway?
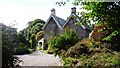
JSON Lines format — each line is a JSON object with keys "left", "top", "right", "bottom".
{"left": 14, "top": 51, "right": 63, "bottom": 66}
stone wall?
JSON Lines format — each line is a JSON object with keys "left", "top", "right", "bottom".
{"left": 43, "top": 18, "right": 61, "bottom": 42}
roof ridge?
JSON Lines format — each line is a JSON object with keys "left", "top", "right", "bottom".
{"left": 53, "top": 15, "right": 66, "bottom": 27}
{"left": 63, "top": 13, "right": 91, "bottom": 31}
{"left": 54, "top": 15, "right": 66, "bottom": 21}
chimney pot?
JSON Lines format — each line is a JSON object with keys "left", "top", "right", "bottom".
{"left": 51, "top": 8, "right": 56, "bottom": 15}
{"left": 71, "top": 7, "right": 76, "bottom": 14}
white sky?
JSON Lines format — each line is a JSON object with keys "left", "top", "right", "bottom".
{"left": 0, "top": 0, "right": 80, "bottom": 32}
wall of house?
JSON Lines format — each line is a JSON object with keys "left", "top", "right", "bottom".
{"left": 64, "top": 20, "right": 90, "bottom": 38}
{"left": 76, "top": 25, "right": 91, "bottom": 38}
{"left": 43, "top": 18, "right": 61, "bottom": 42}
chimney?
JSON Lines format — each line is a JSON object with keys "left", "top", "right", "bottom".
{"left": 71, "top": 7, "right": 76, "bottom": 14}
{"left": 51, "top": 8, "right": 56, "bottom": 15}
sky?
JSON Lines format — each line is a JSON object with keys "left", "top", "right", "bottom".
{"left": 0, "top": 0, "right": 81, "bottom": 32}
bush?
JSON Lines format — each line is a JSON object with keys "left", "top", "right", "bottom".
{"left": 47, "top": 36, "right": 54, "bottom": 54}
{"left": 65, "top": 43, "right": 88, "bottom": 58}
{"left": 78, "top": 38, "right": 109, "bottom": 55}
{"left": 30, "top": 34, "right": 37, "bottom": 49}
{"left": 91, "top": 25, "right": 107, "bottom": 41}
{"left": 61, "top": 38, "right": 115, "bottom": 67}
{"left": 77, "top": 52, "right": 120, "bottom": 67}
{"left": 47, "top": 46, "right": 53, "bottom": 54}
{"left": 63, "top": 57, "right": 78, "bottom": 66}
{"left": 1, "top": 23, "right": 18, "bottom": 67}
{"left": 47, "top": 30, "right": 80, "bottom": 56}
{"left": 14, "top": 43, "right": 32, "bottom": 55}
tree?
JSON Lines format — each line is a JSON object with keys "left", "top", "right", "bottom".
{"left": 19, "top": 19, "right": 45, "bottom": 49}
{"left": 57, "top": 0, "right": 120, "bottom": 51}
{"left": 79, "top": 2, "right": 120, "bottom": 51}
{"left": 18, "top": 33, "right": 27, "bottom": 44}
{"left": 20, "top": 19, "right": 45, "bottom": 40}
{"left": 1, "top": 23, "right": 18, "bottom": 67}
{"left": 27, "top": 19, "right": 45, "bottom": 34}
{"left": 30, "top": 34, "right": 37, "bottom": 49}
{"left": 55, "top": 1, "right": 120, "bottom": 66}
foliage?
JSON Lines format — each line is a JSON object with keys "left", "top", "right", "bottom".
{"left": 91, "top": 25, "right": 108, "bottom": 41}
{"left": 65, "top": 42, "right": 88, "bottom": 58}
{"left": 36, "top": 31, "right": 43, "bottom": 41}
{"left": 77, "top": 52, "right": 120, "bottom": 67}
{"left": 60, "top": 38, "right": 120, "bottom": 67}
{"left": 58, "top": 0, "right": 120, "bottom": 51}
{"left": 47, "top": 36, "right": 55, "bottom": 54}
{"left": 12, "top": 31, "right": 31, "bottom": 55}
{"left": 19, "top": 19, "right": 45, "bottom": 50}
{"left": 18, "top": 33, "right": 26, "bottom": 43}
{"left": 30, "top": 34, "right": 37, "bottom": 49}
{"left": 63, "top": 57, "right": 78, "bottom": 66}
{"left": 102, "top": 29, "right": 120, "bottom": 51}
{"left": 55, "top": 0, "right": 120, "bottom": 67}
{"left": 14, "top": 43, "right": 31, "bottom": 55}
{"left": 65, "top": 38, "right": 104, "bottom": 58}
{"left": 47, "top": 30, "right": 80, "bottom": 56}
{"left": 24, "top": 19, "right": 45, "bottom": 40}
{"left": 18, "top": 32, "right": 30, "bottom": 46}
{"left": 56, "top": 0, "right": 69, "bottom": 6}
{"left": 78, "top": 1, "right": 120, "bottom": 51}
{"left": 1, "top": 23, "right": 18, "bottom": 67}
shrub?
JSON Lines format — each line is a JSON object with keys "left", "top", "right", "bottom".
{"left": 102, "top": 30, "right": 120, "bottom": 51}
{"left": 78, "top": 38, "right": 109, "bottom": 55}
{"left": 1, "top": 23, "right": 18, "bottom": 67}
{"left": 30, "top": 34, "right": 37, "bottom": 49}
{"left": 90, "top": 24, "right": 108, "bottom": 41}
{"left": 62, "top": 38, "right": 113, "bottom": 67}
{"left": 47, "top": 30, "right": 80, "bottom": 56}
{"left": 63, "top": 57, "right": 78, "bottom": 66}
{"left": 14, "top": 43, "right": 32, "bottom": 55}
{"left": 65, "top": 43, "right": 88, "bottom": 58}
{"left": 77, "top": 52, "right": 120, "bottom": 67}
{"left": 47, "top": 45, "right": 53, "bottom": 54}
{"left": 47, "top": 36, "right": 55, "bottom": 54}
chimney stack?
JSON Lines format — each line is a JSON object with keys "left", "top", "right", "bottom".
{"left": 71, "top": 7, "right": 76, "bottom": 14}
{"left": 51, "top": 8, "right": 56, "bottom": 15}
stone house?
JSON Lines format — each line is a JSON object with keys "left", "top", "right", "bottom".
{"left": 42, "top": 8, "right": 66, "bottom": 42}
{"left": 40, "top": 7, "right": 91, "bottom": 49}
{"left": 63, "top": 7, "right": 91, "bottom": 38}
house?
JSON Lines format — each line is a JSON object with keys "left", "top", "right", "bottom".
{"left": 41, "top": 7, "right": 91, "bottom": 50}
{"left": 63, "top": 7, "right": 91, "bottom": 38}
{"left": 42, "top": 8, "right": 66, "bottom": 42}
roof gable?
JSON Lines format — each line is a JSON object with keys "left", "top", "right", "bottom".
{"left": 54, "top": 16, "right": 66, "bottom": 27}
{"left": 63, "top": 13, "right": 81, "bottom": 27}
{"left": 42, "top": 14, "right": 66, "bottom": 30}
{"left": 63, "top": 13, "right": 91, "bottom": 31}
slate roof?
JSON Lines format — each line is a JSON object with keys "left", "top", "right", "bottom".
{"left": 42, "top": 11, "right": 91, "bottom": 31}
{"left": 54, "top": 15, "right": 66, "bottom": 27}
{"left": 63, "top": 13, "right": 91, "bottom": 31}
{"left": 42, "top": 14, "right": 66, "bottom": 30}
{"left": 63, "top": 13, "right": 81, "bottom": 27}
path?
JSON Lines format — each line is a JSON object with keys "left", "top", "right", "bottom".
{"left": 14, "top": 51, "right": 63, "bottom": 66}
